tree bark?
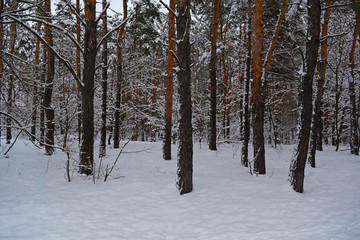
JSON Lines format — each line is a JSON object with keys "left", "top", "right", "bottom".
{"left": 76, "top": 0, "right": 82, "bottom": 144}
{"left": 349, "top": 11, "right": 360, "bottom": 155}
{"left": 0, "top": 0, "right": 3, "bottom": 146}
{"left": 176, "top": 0, "right": 193, "bottom": 195}
{"left": 308, "top": 0, "right": 331, "bottom": 167}
{"left": 289, "top": 0, "right": 321, "bottom": 193}
{"left": 99, "top": 0, "right": 108, "bottom": 157}
{"left": 43, "top": 0, "right": 55, "bottom": 155}
{"left": 163, "top": 0, "right": 176, "bottom": 160}
{"left": 252, "top": 0, "right": 265, "bottom": 174}
{"left": 6, "top": 2, "right": 17, "bottom": 144}
{"left": 31, "top": 21, "right": 42, "bottom": 141}
{"left": 114, "top": 0, "right": 127, "bottom": 149}
{"left": 209, "top": 0, "right": 220, "bottom": 151}
{"left": 241, "top": 0, "right": 252, "bottom": 168}
{"left": 79, "top": 0, "right": 97, "bottom": 175}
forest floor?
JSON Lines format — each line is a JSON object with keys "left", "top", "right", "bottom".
{"left": 0, "top": 139, "right": 359, "bottom": 239}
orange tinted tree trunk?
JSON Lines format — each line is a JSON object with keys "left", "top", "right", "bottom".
{"left": 252, "top": 0, "right": 265, "bottom": 174}
{"left": 114, "top": 0, "right": 127, "bottom": 148}
{"left": 209, "top": 0, "right": 220, "bottom": 151}
{"left": 163, "top": 0, "right": 176, "bottom": 160}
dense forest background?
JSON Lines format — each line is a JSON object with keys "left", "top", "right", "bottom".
{"left": 0, "top": 0, "right": 359, "bottom": 194}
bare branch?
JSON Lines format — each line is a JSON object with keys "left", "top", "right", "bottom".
{"left": 95, "top": 2, "right": 110, "bottom": 24}
{"left": 7, "top": 15, "right": 83, "bottom": 88}
{"left": 159, "top": 0, "right": 177, "bottom": 18}
{"left": 97, "top": 18, "right": 128, "bottom": 52}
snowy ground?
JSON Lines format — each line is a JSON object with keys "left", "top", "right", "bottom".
{"left": 0, "top": 139, "right": 359, "bottom": 240}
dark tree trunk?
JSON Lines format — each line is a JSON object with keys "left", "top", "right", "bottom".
{"left": 209, "top": 0, "right": 220, "bottom": 151}
{"left": 114, "top": 0, "right": 127, "bottom": 149}
{"left": 349, "top": 12, "right": 360, "bottom": 155}
{"left": 163, "top": 0, "right": 176, "bottom": 160}
{"left": 40, "top": 44, "right": 47, "bottom": 146}
{"left": 76, "top": 0, "right": 82, "bottom": 145}
{"left": 176, "top": 0, "right": 193, "bottom": 195}
{"left": 79, "top": 0, "right": 97, "bottom": 175}
{"left": 0, "top": 2, "right": 2, "bottom": 146}
{"left": 43, "top": 0, "right": 55, "bottom": 155}
{"left": 6, "top": 2, "right": 17, "bottom": 144}
{"left": 99, "top": 0, "right": 108, "bottom": 157}
{"left": 31, "top": 22, "right": 41, "bottom": 141}
{"left": 252, "top": 0, "right": 265, "bottom": 174}
{"left": 289, "top": 0, "right": 321, "bottom": 193}
{"left": 241, "top": 0, "right": 252, "bottom": 168}
{"left": 308, "top": 0, "right": 331, "bottom": 167}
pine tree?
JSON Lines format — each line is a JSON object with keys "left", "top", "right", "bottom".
{"left": 176, "top": 0, "right": 193, "bottom": 195}
{"left": 289, "top": 0, "right": 321, "bottom": 193}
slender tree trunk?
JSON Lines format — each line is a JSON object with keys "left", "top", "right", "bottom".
{"left": 289, "top": 0, "right": 321, "bottom": 193}
{"left": 220, "top": 19, "right": 230, "bottom": 140}
{"left": 241, "top": 0, "right": 252, "bottom": 167}
{"left": 252, "top": 0, "right": 265, "bottom": 174}
{"left": 99, "top": 0, "right": 108, "bottom": 157}
{"left": 40, "top": 44, "right": 47, "bottom": 146}
{"left": 163, "top": 0, "right": 176, "bottom": 160}
{"left": 0, "top": 0, "right": 3, "bottom": 146}
{"left": 76, "top": 0, "right": 82, "bottom": 144}
{"left": 209, "top": 0, "right": 220, "bottom": 151}
{"left": 31, "top": 21, "right": 42, "bottom": 141}
{"left": 349, "top": 12, "right": 360, "bottom": 155}
{"left": 43, "top": 0, "right": 55, "bottom": 155}
{"left": 6, "top": 4, "right": 17, "bottom": 144}
{"left": 176, "top": 0, "right": 193, "bottom": 195}
{"left": 79, "top": 0, "right": 97, "bottom": 175}
{"left": 114, "top": 0, "right": 127, "bottom": 148}
{"left": 308, "top": 0, "right": 331, "bottom": 167}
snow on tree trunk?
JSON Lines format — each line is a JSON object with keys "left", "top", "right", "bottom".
{"left": 79, "top": 0, "right": 97, "bottom": 175}
{"left": 308, "top": 0, "right": 332, "bottom": 167}
{"left": 289, "top": 0, "right": 321, "bottom": 193}
{"left": 100, "top": 0, "right": 108, "bottom": 157}
{"left": 176, "top": 0, "right": 193, "bottom": 195}
{"left": 349, "top": 11, "right": 360, "bottom": 156}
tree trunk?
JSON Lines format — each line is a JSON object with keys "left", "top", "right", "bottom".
{"left": 176, "top": 0, "right": 193, "bottom": 195}
{"left": 99, "top": 0, "right": 108, "bottom": 157}
{"left": 76, "top": 0, "right": 82, "bottom": 144}
{"left": 79, "top": 0, "right": 97, "bottom": 175}
{"left": 31, "top": 21, "right": 42, "bottom": 141}
{"left": 209, "top": 0, "right": 220, "bottom": 151}
{"left": 349, "top": 12, "right": 360, "bottom": 155}
{"left": 0, "top": 1, "right": 3, "bottom": 146}
{"left": 114, "top": 0, "right": 127, "bottom": 149}
{"left": 252, "top": 0, "right": 265, "bottom": 174}
{"left": 43, "top": 0, "right": 55, "bottom": 155}
{"left": 6, "top": 5, "right": 17, "bottom": 144}
{"left": 289, "top": 0, "right": 321, "bottom": 193}
{"left": 241, "top": 0, "right": 252, "bottom": 168}
{"left": 308, "top": 0, "right": 331, "bottom": 167}
{"left": 163, "top": 0, "right": 176, "bottom": 160}
{"left": 40, "top": 44, "right": 47, "bottom": 146}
